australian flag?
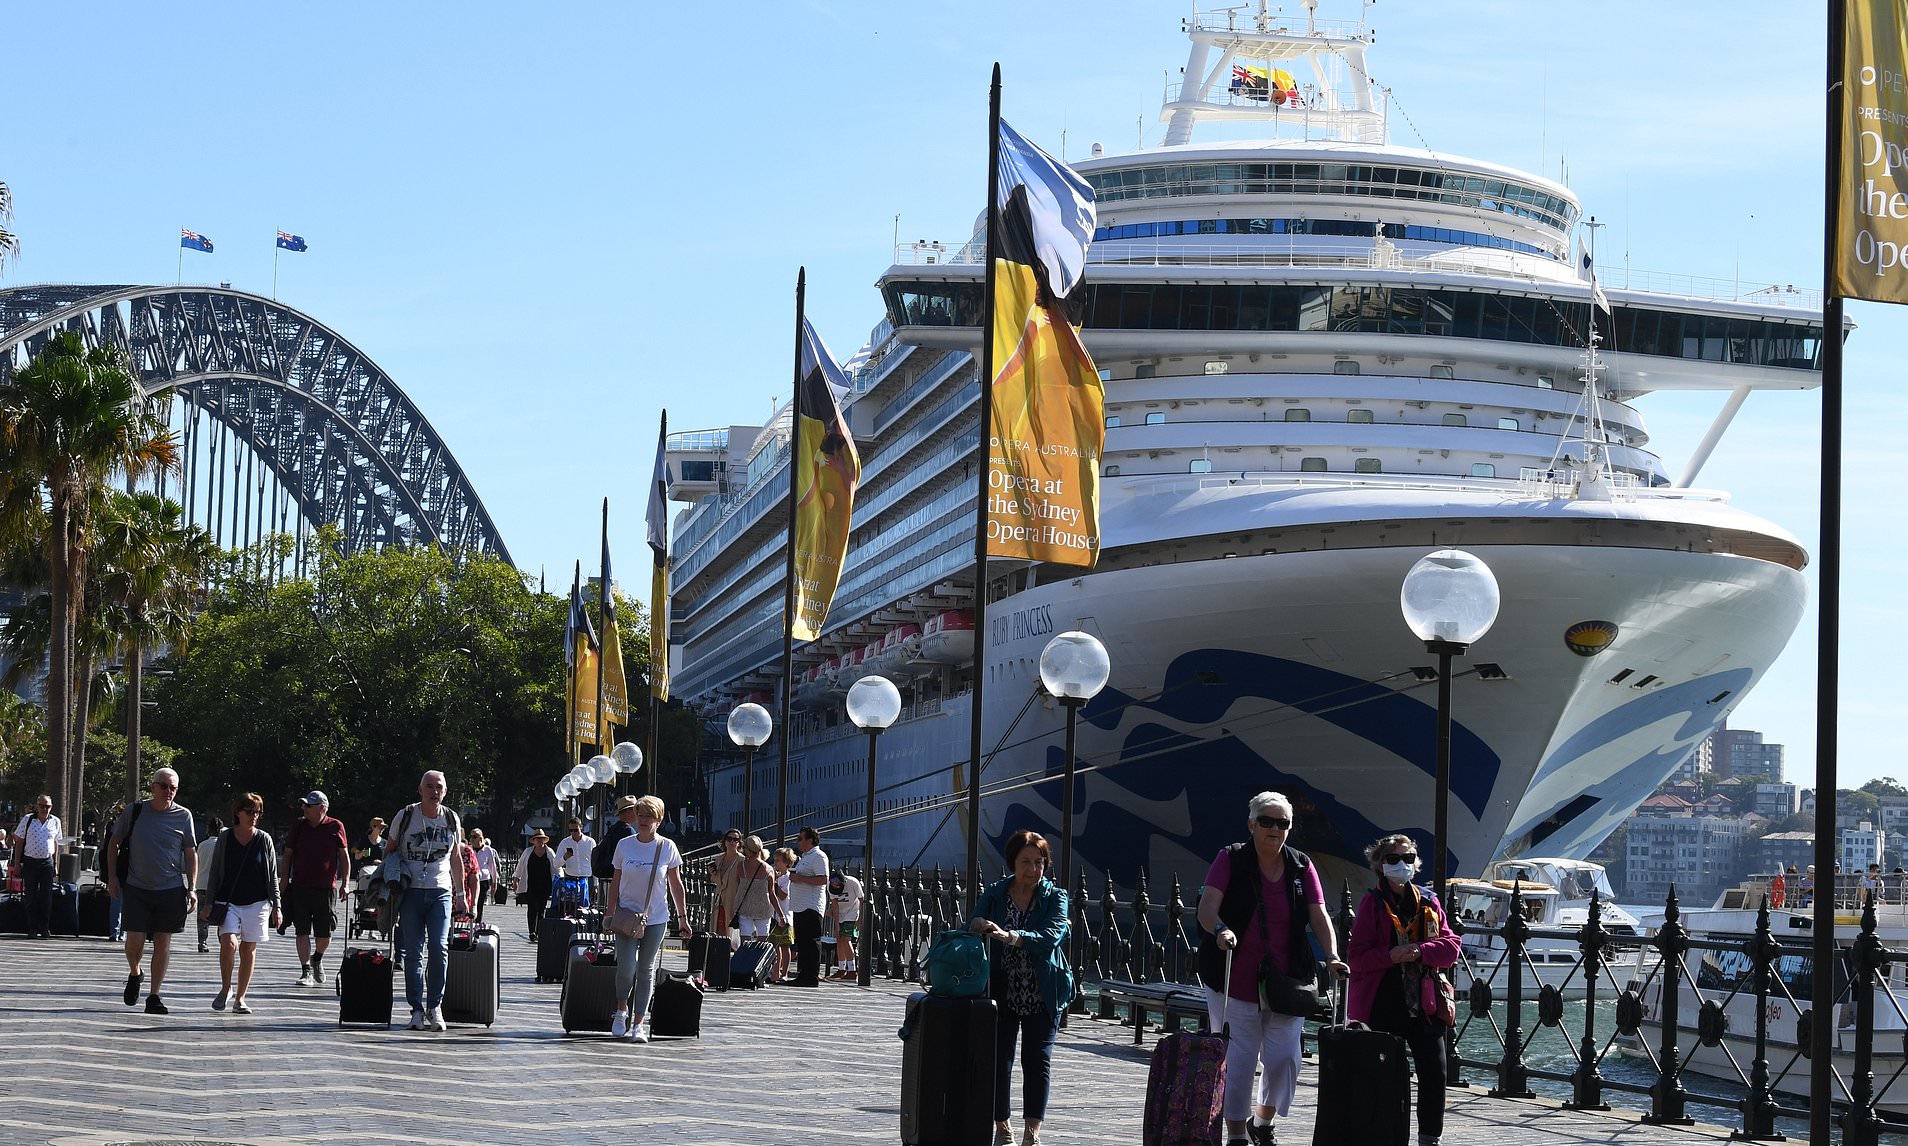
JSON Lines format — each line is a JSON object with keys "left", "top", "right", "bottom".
{"left": 180, "top": 229, "right": 213, "bottom": 253}
{"left": 275, "top": 231, "right": 307, "bottom": 252}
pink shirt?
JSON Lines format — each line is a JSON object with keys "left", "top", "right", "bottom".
{"left": 1205, "top": 848, "right": 1325, "bottom": 1002}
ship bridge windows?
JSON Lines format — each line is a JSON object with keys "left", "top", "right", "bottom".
{"left": 1145, "top": 411, "right": 1167, "bottom": 426}
{"left": 1443, "top": 413, "right": 1468, "bottom": 427}
{"left": 881, "top": 281, "right": 1824, "bottom": 371}
{"left": 1354, "top": 458, "right": 1384, "bottom": 474}
{"left": 1285, "top": 408, "right": 1311, "bottom": 422}
{"left": 1348, "top": 409, "right": 1374, "bottom": 423}
{"left": 1300, "top": 457, "right": 1328, "bottom": 472}
{"left": 1189, "top": 459, "right": 1213, "bottom": 473}
{"left": 1471, "top": 463, "right": 1497, "bottom": 478}
{"left": 1092, "top": 217, "right": 1562, "bottom": 260}
{"left": 1498, "top": 417, "right": 1520, "bottom": 431}
{"left": 1105, "top": 415, "right": 1121, "bottom": 428}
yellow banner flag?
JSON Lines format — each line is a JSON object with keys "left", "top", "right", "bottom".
{"left": 649, "top": 561, "right": 669, "bottom": 702}
{"left": 571, "top": 640, "right": 600, "bottom": 748}
{"left": 986, "top": 261, "right": 1103, "bottom": 565}
{"left": 599, "top": 514, "right": 629, "bottom": 727}
{"left": 792, "top": 317, "right": 861, "bottom": 640}
{"left": 1836, "top": 0, "right": 1908, "bottom": 303}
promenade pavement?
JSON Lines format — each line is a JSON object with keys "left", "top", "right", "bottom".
{"left": 0, "top": 927, "right": 1748, "bottom": 1145}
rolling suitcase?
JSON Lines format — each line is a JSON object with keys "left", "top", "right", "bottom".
{"left": 337, "top": 945, "right": 395, "bottom": 1027}
{"left": 560, "top": 941, "right": 620, "bottom": 1033}
{"left": 537, "top": 908, "right": 602, "bottom": 983}
{"left": 443, "top": 921, "right": 501, "bottom": 1026}
{"left": 1312, "top": 982, "right": 1411, "bottom": 1146}
{"left": 1143, "top": 946, "right": 1229, "bottom": 1146}
{"left": 650, "top": 970, "right": 704, "bottom": 1038}
{"left": 730, "top": 939, "right": 775, "bottom": 990}
{"left": 900, "top": 992, "right": 997, "bottom": 1146}
{"left": 690, "top": 930, "right": 733, "bottom": 991}
{"left": 47, "top": 881, "right": 80, "bottom": 936}
{"left": 78, "top": 883, "right": 112, "bottom": 937}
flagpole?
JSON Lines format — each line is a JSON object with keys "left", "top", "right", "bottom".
{"left": 1810, "top": 1, "right": 1847, "bottom": 1136}
{"left": 597, "top": 499, "right": 610, "bottom": 770}
{"left": 646, "top": 410, "right": 666, "bottom": 805}
{"left": 776, "top": 268, "right": 806, "bottom": 850}
{"left": 567, "top": 561, "right": 581, "bottom": 778}
{"left": 176, "top": 236, "right": 183, "bottom": 286}
{"left": 273, "top": 241, "right": 280, "bottom": 300}
{"left": 964, "top": 65, "right": 1003, "bottom": 910}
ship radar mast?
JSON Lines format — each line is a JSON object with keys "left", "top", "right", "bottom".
{"left": 1162, "top": 0, "right": 1385, "bottom": 146}
{"left": 1548, "top": 217, "right": 1621, "bottom": 499}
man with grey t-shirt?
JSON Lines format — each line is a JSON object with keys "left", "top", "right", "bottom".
{"left": 105, "top": 767, "right": 199, "bottom": 1015}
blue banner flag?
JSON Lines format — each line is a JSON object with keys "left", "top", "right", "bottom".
{"left": 275, "top": 231, "right": 307, "bottom": 252}
{"left": 180, "top": 229, "right": 213, "bottom": 253}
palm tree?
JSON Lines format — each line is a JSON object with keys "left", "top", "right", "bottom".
{"left": 97, "top": 491, "right": 214, "bottom": 799}
{"left": 0, "top": 180, "right": 17, "bottom": 275}
{"left": 0, "top": 331, "right": 176, "bottom": 817}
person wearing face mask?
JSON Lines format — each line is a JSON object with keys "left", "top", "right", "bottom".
{"left": 1345, "top": 833, "right": 1462, "bottom": 1146}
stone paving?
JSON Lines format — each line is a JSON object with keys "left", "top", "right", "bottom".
{"left": 0, "top": 928, "right": 1749, "bottom": 1145}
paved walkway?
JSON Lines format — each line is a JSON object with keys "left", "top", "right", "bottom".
{"left": 0, "top": 929, "right": 1753, "bottom": 1145}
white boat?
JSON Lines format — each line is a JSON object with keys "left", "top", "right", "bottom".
{"left": 664, "top": 3, "right": 1819, "bottom": 883}
{"left": 1624, "top": 884, "right": 1908, "bottom": 1115}
{"left": 1448, "top": 858, "right": 1654, "bottom": 1000}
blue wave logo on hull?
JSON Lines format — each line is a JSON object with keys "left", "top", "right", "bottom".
{"left": 987, "top": 647, "right": 1503, "bottom": 880}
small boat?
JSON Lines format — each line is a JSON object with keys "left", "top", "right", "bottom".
{"left": 918, "top": 610, "right": 974, "bottom": 665}
{"left": 1449, "top": 858, "right": 1653, "bottom": 999}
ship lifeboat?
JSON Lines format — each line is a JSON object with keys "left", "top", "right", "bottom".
{"left": 793, "top": 665, "right": 828, "bottom": 705}
{"left": 873, "top": 623, "right": 921, "bottom": 678}
{"left": 894, "top": 624, "right": 927, "bottom": 677}
{"left": 819, "top": 656, "right": 844, "bottom": 693}
{"left": 853, "top": 638, "right": 889, "bottom": 684}
{"left": 919, "top": 610, "right": 975, "bottom": 665}
{"left": 836, "top": 644, "right": 873, "bottom": 691}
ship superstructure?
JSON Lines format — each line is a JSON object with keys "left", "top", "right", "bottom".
{"left": 663, "top": 4, "right": 1821, "bottom": 889}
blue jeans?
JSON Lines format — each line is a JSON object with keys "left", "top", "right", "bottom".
{"left": 397, "top": 888, "right": 451, "bottom": 1012}
{"left": 613, "top": 923, "right": 668, "bottom": 1020}
{"left": 994, "top": 1006, "right": 1059, "bottom": 1122}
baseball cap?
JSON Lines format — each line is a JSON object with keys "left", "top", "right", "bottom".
{"left": 300, "top": 791, "right": 328, "bottom": 807}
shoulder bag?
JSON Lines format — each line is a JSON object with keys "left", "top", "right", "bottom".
{"left": 1254, "top": 849, "right": 1321, "bottom": 1017}
{"left": 609, "top": 840, "right": 665, "bottom": 939}
{"left": 112, "top": 801, "right": 145, "bottom": 884}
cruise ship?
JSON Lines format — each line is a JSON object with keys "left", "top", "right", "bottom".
{"left": 662, "top": 3, "right": 1820, "bottom": 893}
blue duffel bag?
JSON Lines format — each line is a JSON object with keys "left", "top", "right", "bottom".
{"left": 924, "top": 930, "right": 989, "bottom": 998}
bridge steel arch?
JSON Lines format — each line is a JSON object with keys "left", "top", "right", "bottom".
{"left": 0, "top": 284, "right": 511, "bottom": 564}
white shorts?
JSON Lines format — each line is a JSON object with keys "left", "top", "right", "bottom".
{"left": 737, "top": 915, "right": 770, "bottom": 939}
{"left": 218, "top": 900, "right": 272, "bottom": 944}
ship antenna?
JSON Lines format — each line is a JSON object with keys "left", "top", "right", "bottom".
{"left": 1546, "top": 217, "right": 1617, "bottom": 498}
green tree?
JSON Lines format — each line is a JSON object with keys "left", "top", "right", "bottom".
{"left": 95, "top": 491, "right": 215, "bottom": 799}
{"left": 1862, "top": 777, "right": 1908, "bottom": 798}
{"left": 0, "top": 331, "right": 174, "bottom": 819}
{"left": 0, "top": 180, "right": 16, "bottom": 275}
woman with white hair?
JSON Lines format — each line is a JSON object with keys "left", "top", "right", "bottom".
{"left": 1195, "top": 791, "right": 1347, "bottom": 1146}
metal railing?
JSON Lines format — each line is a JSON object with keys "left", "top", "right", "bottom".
{"left": 672, "top": 857, "right": 1908, "bottom": 1141}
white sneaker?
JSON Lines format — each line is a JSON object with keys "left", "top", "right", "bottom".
{"left": 407, "top": 1008, "right": 426, "bottom": 1030}
{"left": 610, "top": 1012, "right": 628, "bottom": 1039}
{"left": 631, "top": 1020, "right": 650, "bottom": 1044}
{"left": 310, "top": 963, "right": 325, "bottom": 985}
{"left": 426, "top": 1007, "right": 447, "bottom": 1032}
{"left": 295, "top": 969, "right": 316, "bottom": 988}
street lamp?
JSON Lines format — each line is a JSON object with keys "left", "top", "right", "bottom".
{"left": 847, "top": 674, "right": 902, "bottom": 988}
{"left": 1399, "top": 549, "right": 1500, "bottom": 903}
{"left": 610, "top": 740, "right": 644, "bottom": 808}
{"left": 727, "top": 702, "right": 773, "bottom": 835}
{"left": 1039, "top": 631, "right": 1111, "bottom": 892}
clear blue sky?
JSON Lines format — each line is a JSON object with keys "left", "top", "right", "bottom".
{"left": 4, "top": 1, "right": 1900, "bottom": 789}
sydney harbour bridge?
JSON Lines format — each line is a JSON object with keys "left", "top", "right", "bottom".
{"left": 0, "top": 285, "right": 510, "bottom": 568}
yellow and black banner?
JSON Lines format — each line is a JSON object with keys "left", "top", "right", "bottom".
{"left": 987, "top": 118, "right": 1104, "bottom": 567}
{"left": 646, "top": 414, "right": 671, "bottom": 701}
{"left": 598, "top": 509, "right": 629, "bottom": 728}
{"left": 1836, "top": 0, "right": 1908, "bottom": 303}
{"left": 792, "top": 318, "right": 861, "bottom": 640}
{"left": 566, "top": 565, "right": 600, "bottom": 751}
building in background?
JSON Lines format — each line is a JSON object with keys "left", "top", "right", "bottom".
{"left": 1842, "top": 821, "right": 1888, "bottom": 874}
{"left": 1756, "top": 831, "right": 1815, "bottom": 878}
{"left": 1699, "top": 724, "right": 1786, "bottom": 781}
{"left": 1752, "top": 783, "right": 1800, "bottom": 818}
{"left": 1624, "top": 816, "right": 1747, "bottom": 905}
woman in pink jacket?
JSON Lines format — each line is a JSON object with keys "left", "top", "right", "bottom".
{"left": 1346, "top": 833, "right": 1463, "bottom": 1146}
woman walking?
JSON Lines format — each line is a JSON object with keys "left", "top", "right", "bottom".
{"left": 204, "top": 794, "right": 282, "bottom": 1015}
{"left": 607, "top": 796, "right": 689, "bottom": 1043}
{"left": 1346, "top": 833, "right": 1461, "bottom": 1146}
{"left": 968, "top": 830, "right": 1072, "bottom": 1146}
{"left": 1196, "top": 791, "right": 1348, "bottom": 1146}
{"left": 720, "top": 835, "right": 779, "bottom": 941}
{"left": 468, "top": 830, "right": 499, "bottom": 923}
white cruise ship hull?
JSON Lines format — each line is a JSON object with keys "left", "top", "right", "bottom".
{"left": 731, "top": 496, "right": 1804, "bottom": 893}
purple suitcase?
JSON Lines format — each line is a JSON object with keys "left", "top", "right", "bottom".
{"left": 1143, "top": 947, "right": 1231, "bottom": 1146}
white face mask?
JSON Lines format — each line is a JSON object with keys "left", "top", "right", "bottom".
{"left": 1382, "top": 861, "right": 1418, "bottom": 882}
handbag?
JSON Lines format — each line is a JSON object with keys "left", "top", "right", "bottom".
{"left": 925, "top": 929, "right": 990, "bottom": 998}
{"left": 769, "top": 919, "right": 794, "bottom": 947}
{"left": 1253, "top": 871, "right": 1318, "bottom": 1017}
{"left": 609, "top": 839, "right": 665, "bottom": 939}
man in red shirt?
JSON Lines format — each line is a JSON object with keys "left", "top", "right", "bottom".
{"left": 279, "top": 791, "right": 350, "bottom": 987}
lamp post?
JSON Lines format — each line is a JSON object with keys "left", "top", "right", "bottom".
{"left": 727, "top": 702, "right": 773, "bottom": 836}
{"left": 1399, "top": 549, "right": 1501, "bottom": 904}
{"left": 847, "top": 674, "right": 902, "bottom": 988}
{"left": 1038, "top": 631, "right": 1111, "bottom": 892}
{"left": 610, "top": 741, "right": 644, "bottom": 809}
{"left": 586, "top": 754, "right": 616, "bottom": 832}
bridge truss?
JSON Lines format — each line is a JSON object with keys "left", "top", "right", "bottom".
{"left": 0, "top": 284, "right": 511, "bottom": 567}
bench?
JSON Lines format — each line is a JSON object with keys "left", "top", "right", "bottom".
{"left": 1098, "top": 979, "right": 1210, "bottom": 1046}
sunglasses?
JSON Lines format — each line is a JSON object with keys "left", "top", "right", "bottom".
{"left": 723, "top": 836, "right": 741, "bottom": 843}
{"left": 1255, "top": 816, "right": 1291, "bottom": 831}
{"left": 1383, "top": 853, "right": 1418, "bottom": 864}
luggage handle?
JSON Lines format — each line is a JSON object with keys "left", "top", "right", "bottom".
{"left": 1220, "top": 944, "right": 1234, "bottom": 1041}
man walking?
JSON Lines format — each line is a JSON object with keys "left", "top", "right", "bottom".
{"left": 281, "top": 791, "right": 350, "bottom": 987}
{"left": 384, "top": 770, "right": 468, "bottom": 1031}
{"left": 514, "top": 828, "right": 556, "bottom": 942}
{"left": 105, "top": 768, "right": 198, "bottom": 1014}
{"left": 787, "top": 827, "right": 830, "bottom": 987}
{"left": 10, "top": 795, "right": 62, "bottom": 939}
{"left": 555, "top": 816, "right": 595, "bottom": 908}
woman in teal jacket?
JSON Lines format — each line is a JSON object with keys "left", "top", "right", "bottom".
{"left": 968, "top": 829, "right": 1073, "bottom": 1146}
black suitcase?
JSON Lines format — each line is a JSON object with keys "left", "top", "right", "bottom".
{"left": 47, "top": 881, "right": 80, "bottom": 936}
{"left": 650, "top": 970, "right": 704, "bottom": 1038}
{"left": 0, "top": 895, "right": 25, "bottom": 935}
{"left": 560, "top": 942, "right": 620, "bottom": 1033}
{"left": 443, "top": 922, "right": 501, "bottom": 1026}
{"left": 730, "top": 939, "right": 775, "bottom": 989}
{"left": 337, "top": 947, "right": 395, "bottom": 1027}
{"left": 78, "top": 884, "right": 112, "bottom": 937}
{"left": 1313, "top": 1021, "right": 1411, "bottom": 1146}
{"left": 901, "top": 992, "right": 997, "bottom": 1146}
{"left": 537, "top": 910, "right": 602, "bottom": 983}
{"left": 690, "top": 931, "right": 733, "bottom": 991}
